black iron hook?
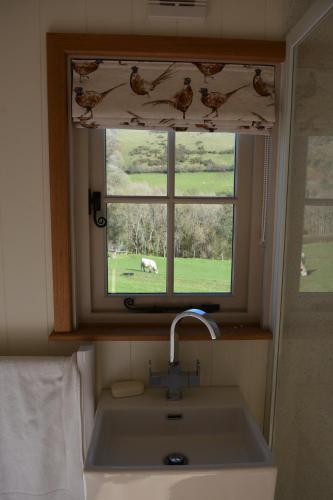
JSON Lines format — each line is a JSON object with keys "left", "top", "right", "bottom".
{"left": 88, "top": 190, "right": 107, "bottom": 228}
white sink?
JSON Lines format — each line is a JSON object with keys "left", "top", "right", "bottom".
{"left": 85, "top": 387, "right": 277, "bottom": 500}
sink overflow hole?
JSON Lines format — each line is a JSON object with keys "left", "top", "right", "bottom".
{"left": 166, "top": 413, "right": 183, "bottom": 420}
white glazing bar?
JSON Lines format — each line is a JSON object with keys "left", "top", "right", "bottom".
{"left": 103, "top": 196, "right": 238, "bottom": 204}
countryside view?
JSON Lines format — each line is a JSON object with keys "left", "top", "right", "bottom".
{"left": 106, "top": 129, "right": 234, "bottom": 294}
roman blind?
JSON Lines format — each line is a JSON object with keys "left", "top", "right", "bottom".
{"left": 72, "top": 59, "right": 275, "bottom": 134}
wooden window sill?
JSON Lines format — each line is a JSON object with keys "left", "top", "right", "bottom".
{"left": 49, "top": 323, "right": 272, "bottom": 341}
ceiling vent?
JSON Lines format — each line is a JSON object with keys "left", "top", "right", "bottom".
{"left": 147, "top": 0, "right": 207, "bottom": 19}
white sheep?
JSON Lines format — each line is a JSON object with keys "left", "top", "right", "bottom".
{"left": 141, "top": 257, "right": 158, "bottom": 274}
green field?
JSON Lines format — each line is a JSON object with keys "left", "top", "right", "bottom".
{"left": 175, "top": 131, "right": 235, "bottom": 151}
{"left": 127, "top": 171, "right": 234, "bottom": 196}
{"left": 112, "top": 130, "right": 236, "bottom": 166}
{"left": 106, "top": 129, "right": 235, "bottom": 176}
{"left": 106, "top": 129, "right": 236, "bottom": 196}
{"left": 108, "top": 243, "right": 333, "bottom": 295}
{"left": 300, "top": 242, "right": 333, "bottom": 292}
{"left": 108, "top": 254, "right": 232, "bottom": 294}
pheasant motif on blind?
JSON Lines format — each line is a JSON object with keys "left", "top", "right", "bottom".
{"left": 71, "top": 59, "right": 276, "bottom": 135}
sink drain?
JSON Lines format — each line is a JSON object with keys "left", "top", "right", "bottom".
{"left": 164, "top": 453, "right": 188, "bottom": 466}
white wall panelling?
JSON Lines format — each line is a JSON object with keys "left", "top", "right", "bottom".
{"left": 221, "top": 0, "right": 266, "bottom": 39}
{"left": 86, "top": 0, "right": 132, "bottom": 34}
{"left": 95, "top": 339, "right": 269, "bottom": 427}
{"left": 0, "top": 0, "right": 48, "bottom": 354}
{"left": 96, "top": 342, "right": 131, "bottom": 394}
{"left": 0, "top": 208, "right": 7, "bottom": 353}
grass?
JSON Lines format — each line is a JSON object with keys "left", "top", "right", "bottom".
{"left": 106, "top": 129, "right": 236, "bottom": 195}
{"left": 176, "top": 131, "right": 235, "bottom": 150}
{"left": 127, "top": 171, "right": 234, "bottom": 196}
{"left": 300, "top": 242, "right": 333, "bottom": 292}
{"left": 108, "top": 242, "right": 333, "bottom": 294}
{"left": 174, "top": 257, "right": 232, "bottom": 293}
{"left": 107, "top": 254, "right": 232, "bottom": 294}
{"left": 107, "top": 129, "right": 236, "bottom": 168}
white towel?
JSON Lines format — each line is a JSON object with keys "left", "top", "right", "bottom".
{"left": 0, "top": 355, "right": 84, "bottom": 500}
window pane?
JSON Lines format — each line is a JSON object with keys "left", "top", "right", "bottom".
{"left": 107, "top": 204, "right": 167, "bottom": 293}
{"left": 174, "top": 204, "right": 233, "bottom": 293}
{"left": 306, "top": 136, "right": 333, "bottom": 199}
{"left": 300, "top": 206, "right": 333, "bottom": 292}
{"left": 106, "top": 130, "right": 167, "bottom": 196}
{"left": 175, "top": 132, "right": 235, "bottom": 197}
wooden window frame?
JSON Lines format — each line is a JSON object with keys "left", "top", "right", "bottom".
{"left": 78, "top": 130, "right": 256, "bottom": 316}
{"left": 46, "top": 32, "right": 285, "bottom": 336}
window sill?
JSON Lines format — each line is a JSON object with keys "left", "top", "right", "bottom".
{"left": 49, "top": 323, "right": 272, "bottom": 341}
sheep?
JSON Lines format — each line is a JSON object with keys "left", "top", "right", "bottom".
{"left": 141, "top": 257, "right": 158, "bottom": 274}
{"left": 300, "top": 251, "right": 307, "bottom": 277}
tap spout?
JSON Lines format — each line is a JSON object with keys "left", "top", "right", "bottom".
{"left": 169, "top": 308, "right": 220, "bottom": 364}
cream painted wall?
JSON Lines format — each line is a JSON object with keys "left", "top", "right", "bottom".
{"left": 0, "top": 0, "right": 315, "bottom": 424}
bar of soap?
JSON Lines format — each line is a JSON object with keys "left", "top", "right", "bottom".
{"left": 111, "top": 380, "right": 144, "bottom": 398}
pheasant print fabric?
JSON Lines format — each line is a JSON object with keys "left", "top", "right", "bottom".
{"left": 72, "top": 59, "right": 275, "bottom": 135}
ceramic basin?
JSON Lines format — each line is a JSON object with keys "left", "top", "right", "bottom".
{"left": 84, "top": 387, "right": 277, "bottom": 500}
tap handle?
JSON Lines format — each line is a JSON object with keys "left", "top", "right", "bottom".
{"left": 196, "top": 359, "right": 200, "bottom": 375}
{"left": 148, "top": 359, "right": 152, "bottom": 375}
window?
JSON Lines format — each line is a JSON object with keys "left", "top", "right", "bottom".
{"left": 74, "top": 128, "right": 266, "bottom": 321}
{"left": 46, "top": 33, "right": 284, "bottom": 333}
{"left": 299, "top": 136, "right": 333, "bottom": 293}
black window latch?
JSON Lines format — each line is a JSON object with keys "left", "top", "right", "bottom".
{"left": 88, "top": 190, "right": 107, "bottom": 228}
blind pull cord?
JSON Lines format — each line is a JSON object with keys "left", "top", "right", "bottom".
{"left": 260, "top": 136, "right": 272, "bottom": 246}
